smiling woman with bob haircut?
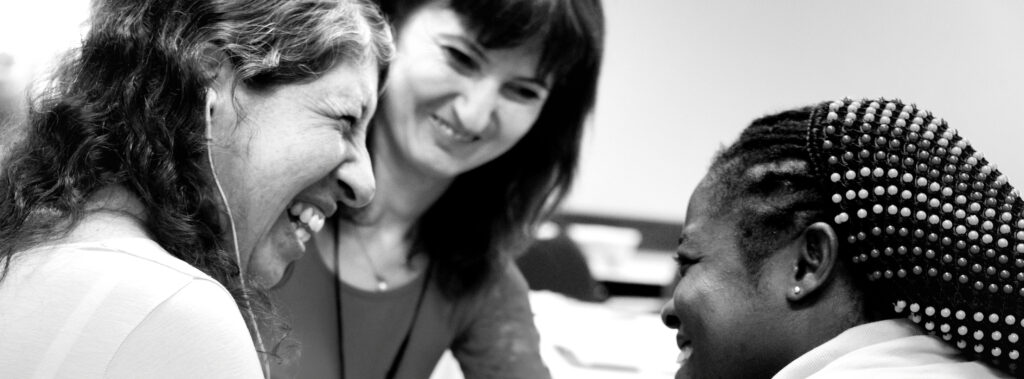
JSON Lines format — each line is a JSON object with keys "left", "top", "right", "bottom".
{"left": 275, "top": 0, "right": 604, "bottom": 377}
{"left": 0, "top": 0, "right": 392, "bottom": 377}
{"left": 662, "top": 98, "right": 1020, "bottom": 378}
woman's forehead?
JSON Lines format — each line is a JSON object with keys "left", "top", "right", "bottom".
{"left": 682, "top": 188, "right": 734, "bottom": 240}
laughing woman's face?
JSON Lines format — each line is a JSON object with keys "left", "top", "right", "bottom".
{"left": 661, "top": 177, "right": 793, "bottom": 379}
{"left": 208, "top": 59, "right": 379, "bottom": 286}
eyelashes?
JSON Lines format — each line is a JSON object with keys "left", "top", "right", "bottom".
{"left": 504, "top": 83, "right": 543, "bottom": 102}
{"left": 442, "top": 45, "right": 477, "bottom": 72}
{"left": 440, "top": 44, "right": 548, "bottom": 104}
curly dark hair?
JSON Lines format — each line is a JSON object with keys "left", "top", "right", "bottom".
{"left": 0, "top": 0, "right": 392, "bottom": 369}
{"left": 372, "top": 0, "right": 605, "bottom": 298}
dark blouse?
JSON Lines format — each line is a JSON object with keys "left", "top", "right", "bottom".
{"left": 272, "top": 242, "right": 550, "bottom": 379}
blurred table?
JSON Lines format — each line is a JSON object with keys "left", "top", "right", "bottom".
{"left": 430, "top": 291, "right": 679, "bottom": 379}
{"left": 587, "top": 248, "right": 677, "bottom": 287}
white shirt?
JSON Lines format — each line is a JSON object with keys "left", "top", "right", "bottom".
{"left": 0, "top": 236, "right": 264, "bottom": 378}
{"left": 774, "top": 318, "right": 1011, "bottom": 379}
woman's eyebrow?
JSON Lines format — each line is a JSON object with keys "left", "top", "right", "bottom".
{"left": 330, "top": 83, "right": 373, "bottom": 120}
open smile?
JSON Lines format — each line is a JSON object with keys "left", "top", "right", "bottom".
{"left": 677, "top": 341, "right": 693, "bottom": 364}
{"left": 287, "top": 201, "right": 328, "bottom": 249}
{"left": 676, "top": 334, "right": 693, "bottom": 364}
{"left": 430, "top": 114, "right": 479, "bottom": 143}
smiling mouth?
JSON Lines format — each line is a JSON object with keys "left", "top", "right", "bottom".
{"left": 287, "top": 201, "right": 326, "bottom": 249}
{"left": 677, "top": 342, "right": 693, "bottom": 364}
{"left": 430, "top": 114, "right": 479, "bottom": 143}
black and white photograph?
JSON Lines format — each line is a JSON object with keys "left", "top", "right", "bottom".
{"left": 1, "top": 0, "right": 1023, "bottom": 378}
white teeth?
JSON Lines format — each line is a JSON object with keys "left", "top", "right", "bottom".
{"left": 676, "top": 345, "right": 693, "bottom": 364}
{"left": 288, "top": 201, "right": 327, "bottom": 241}
{"left": 309, "top": 214, "right": 325, "bottom": 233}
{"left": 295, "top": 227, "right": 310, "bottom": 243}
{"left": 290, "top": 221, "right": 307, "bottom": 247}
{"left": 430, "top": 115, "right": 475, "bottom": 142}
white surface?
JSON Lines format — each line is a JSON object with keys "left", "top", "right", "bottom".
{"left": 567, "top": 223, "right": 646, "bottom": 276}
{"left": 0, "top": 0, "right": 89, "bottom": 94}
{"left": 430, "top": 291, "right": 678, "bottom": 379}
{"left": 563, "top": 0, "right": 1024, "bottom": 223}
{"left": 588, "top": 248, "right": 677, "bottom": 287}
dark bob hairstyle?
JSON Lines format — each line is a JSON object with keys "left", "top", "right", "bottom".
{"left": 374, "top": 0, "right": 604, "bottom": 297}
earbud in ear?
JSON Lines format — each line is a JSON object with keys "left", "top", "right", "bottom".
{"left": 205, "top": 88, "right": 217, "bottom": 114}
{"left": 205, "top": 88, "right": 217, "bottom": 139}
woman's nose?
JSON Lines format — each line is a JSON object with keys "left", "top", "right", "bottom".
{"left": 454, "top": 81, "right": 499, "bottom": 134}
{"left": 661, "top": 300, "right": 680, "bottom": 329}
{"left": 335, "top": 145, "right": 375, "bottom": 208}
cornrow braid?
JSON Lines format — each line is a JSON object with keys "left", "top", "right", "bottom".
{"left": 707, "top": 108, "right": 832, "bottom": 277}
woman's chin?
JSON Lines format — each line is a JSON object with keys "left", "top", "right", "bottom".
{"left": 248, "top": 260, "right": 286, "bottom": 288}
{"left": 269, "top": 262, "right": 296, "bottom": 289}
{"left": 248, "top": 213, "right": 308, "bottom": 287}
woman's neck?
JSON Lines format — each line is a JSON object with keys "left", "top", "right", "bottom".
{"left": 352, "top": 126, "right": 453, "bottom": 233}
{"left": 85, "top": 185, "right": 148, "bottom": 216}
{"left": 63, "top": 185, "right": 151, "bottom": 243}
{"left": 327, "top": 127, "right": 447, "bottom": 288}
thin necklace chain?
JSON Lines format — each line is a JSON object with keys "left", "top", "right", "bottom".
{"left": 347, "top": 224, "right": 390, "bottom": 292}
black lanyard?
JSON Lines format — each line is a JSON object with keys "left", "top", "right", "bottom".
{"left": 336, "top": 265, "right": 432, "bottom": 379}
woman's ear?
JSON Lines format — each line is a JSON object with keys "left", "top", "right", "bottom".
{"left": 200, "top": 45, "right": 238, "bottom": 141}
{"left": 786, "top": 222, "right": 840, "bottom": 302}
{"left": 200, "top": 43, "right": 234, "bottom": 110}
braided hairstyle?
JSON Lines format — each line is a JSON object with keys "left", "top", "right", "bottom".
{"left": 706, "top": 107, "right": 830, "bottom": 278}
{"left": 708, "top": 98, "right": 1024, "bottom": 376}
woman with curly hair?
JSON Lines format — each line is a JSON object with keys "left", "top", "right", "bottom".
{"left": 0, "top": 0, "right": 391, "bottom": 377}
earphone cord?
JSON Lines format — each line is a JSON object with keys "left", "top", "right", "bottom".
{"left": 206, "top": 95, "right": 271, "bottom": 377}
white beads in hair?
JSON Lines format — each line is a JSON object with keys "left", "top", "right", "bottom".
{"left": 812, "top": 98, "right": 1024, "bottom": 374}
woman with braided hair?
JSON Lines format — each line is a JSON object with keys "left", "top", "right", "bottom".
{"left": 661, "top": 98, "right": 1018, "bottom": 378}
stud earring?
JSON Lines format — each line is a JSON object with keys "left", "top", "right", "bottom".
{"left": 793, "top": 286, "right": 802, "bottom": 296}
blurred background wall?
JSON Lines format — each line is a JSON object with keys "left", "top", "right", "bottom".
{"left": 564, "top": 0, "right": 1024, "bottom": 223}
{"left": 0, "top": 0, "right": 90, "bottom": 162}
